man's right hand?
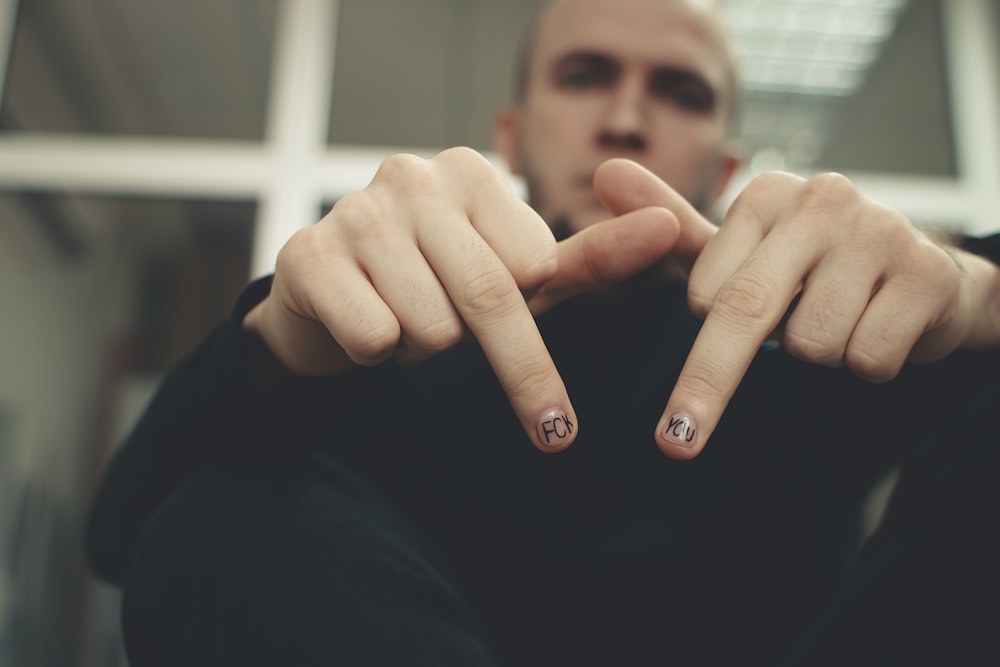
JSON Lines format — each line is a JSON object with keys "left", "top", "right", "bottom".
{"left": 243, "top": 149, "right": 680, "bottom": 452}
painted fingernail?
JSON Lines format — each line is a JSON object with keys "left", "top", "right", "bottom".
{"left": 537, "top": 409, "right": 575, "bottom": 447}
{"left": 662, "top": 412, "right": 698, "bottom": 448}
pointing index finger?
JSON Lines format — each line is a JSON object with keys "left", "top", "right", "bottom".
{"left": 656, "top": 236, "right": 812, "bottom": 458}
{"left": 421, "top": 213, "right": 578, "bottom": 453}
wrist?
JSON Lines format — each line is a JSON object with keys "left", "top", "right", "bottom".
{"left": 955, "top": 249, "right": 1000, "bottom": 349}
{"left": 239, "top": 287, "right": 298, "bottom": 385}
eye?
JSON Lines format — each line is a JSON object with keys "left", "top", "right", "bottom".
{"left": 651, "top": 70, "right": 716, "bottom": 113}
{"left": 552, "top": 54, "right": 617, "bottom": 92}
{"left": 559, "top": 68, "right": 600, "bottom": 90}
{"left": 671, "top": 87, "right": 712, "bottom": 111}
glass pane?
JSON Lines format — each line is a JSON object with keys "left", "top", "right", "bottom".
{"left": 328, "top": 0, "right": 541, "bottom": 150}
{"left": 1, "top": 0, "right": 278, "bottom": 140}
{"left": 730, "top": 0, "right": 956, "bottom": 176}
{"left": 0, "top": 192, "right": 254, "bottom": 664}
{"left": 812, "top": 0, "right": 955, "bottom": 176}
{"left": 329, "top": 0, "right": 955, "bottom": 176}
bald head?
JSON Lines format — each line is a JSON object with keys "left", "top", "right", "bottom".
{"left": 513, "top": 0, "right": 740, "bottom": 128}
{"left": 494, "top": 0, "right": 742, "bottom": 230}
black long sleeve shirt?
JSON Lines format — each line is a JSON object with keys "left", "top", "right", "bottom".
{"left": 86, "top": 236, "right": 1000, "bottom": 664}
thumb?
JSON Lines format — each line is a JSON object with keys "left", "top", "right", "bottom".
{"left": 528, "top": 205, "right": 679, "bottom": 315}
{"left": 594, "top": 158, "right": 718, "bottom": 273}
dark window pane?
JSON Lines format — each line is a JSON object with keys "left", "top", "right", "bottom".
{"left": 815, "top": 0, "right": 956, "bottom": 176}
{"left": 327, "top": 0, "right": 540, "bottom": 150}
{"left": 1, "top": 0, "right": 278, "bottom": 140}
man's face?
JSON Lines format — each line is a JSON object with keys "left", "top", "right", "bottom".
{"left": 498, "top": 0, "right": 739, "bottom": 236}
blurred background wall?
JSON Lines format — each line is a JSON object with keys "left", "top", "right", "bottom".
{"left": 0, "top": 1, "right": 997, "bottom": 665}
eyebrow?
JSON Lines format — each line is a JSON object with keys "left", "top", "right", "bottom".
{"left": 549, "top": 49, "right": 719, "bottom": 103}
{"left": 550, "top": 50, "right": 619, "bottom": 77}
{"left": 552, "top": 49, "right": 618, "bottom": 69}
{"left": 650, "top": 66, "right": 718, "bottom": 109}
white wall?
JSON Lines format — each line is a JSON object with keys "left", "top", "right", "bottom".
{"left": 0, "top": 205, "right": 137, "bottom": 666}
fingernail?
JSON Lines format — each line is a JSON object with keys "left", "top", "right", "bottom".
{"left": 537, "top": 409, "right": 576, "bottom": 447}
{"left": 662, "top": 412, "right": 697, "bottom": 448}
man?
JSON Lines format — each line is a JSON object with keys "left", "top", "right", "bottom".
{"left": 87, "top": 0, "right": 1000, "bottom": 665}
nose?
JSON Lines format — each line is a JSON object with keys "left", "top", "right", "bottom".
{"left": 598, "top": 74, "right": 647, "bottom": 152}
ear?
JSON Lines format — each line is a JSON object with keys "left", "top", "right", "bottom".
{"left": 709, "top": 145, "right": 742, "bottom": 203}
{"left": 493, "top": 106, "right": 523, "bottom": 176}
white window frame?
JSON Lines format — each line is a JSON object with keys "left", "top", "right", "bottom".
{"left": 0, "top": 0, "right": 997, "bottom": 279}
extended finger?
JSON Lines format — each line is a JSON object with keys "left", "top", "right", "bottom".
{"left": 687, "top": 172, "right": 804, "bottom": 317}
{"left": 593, "top": 158, "right": 718, "bottom": 272}
{"left": 419, "top": 215, "right": 577, "bottom": 453}
{"left": 527, "top": 205, "right": 680, "bottom": 315}
{"left": 654, "top": 228, "right": 818, "bottom": 459}
{"left": 436, "top": 148, "right": 560, "bottom": 291}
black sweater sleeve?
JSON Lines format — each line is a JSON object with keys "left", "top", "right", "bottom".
{"left": 84, "top": 277, "right": 402, "bottom": 585}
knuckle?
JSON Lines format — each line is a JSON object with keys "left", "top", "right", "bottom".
{"left": 433, "top": 146, "right": 501, "bottom": 182}
{"left": 409, "top": 317, "right": 465, "bottom": 353}
{"left": 434, "top": 145, "right": 484, "bottom": 165}
{"left": 455, "top": 265, "right": 518, "bottom": 317}
{"left": 864, "top": 207, "right": 913, "bottom": 246}
{"left": 786, "top": 173, "right": 861, "bottom": 235}
{"left": 844, "top": 344, "right": 901, "bottom": 383}
{"left": 377, "top": 152, "right": 431, "bottom": 180}
{"left": 434, "top": 146, "right": 511, "bottom": 193}
{"left": 783, "top": 329, "right": 843, "bottom": 366}
{"left": 803, "top": 171, "right": 860, "bottom": 201}
{"left": 890, "top": 239, "right": 962, "bottom": 316}
{"left": 686, "top": 285, "right": 713, "bottom": 319}
{"left": 502, "top": 356, "right": 556, "bottom": 402}
{"left": 347, "top": 322, "right": 400, "bottom": 366}
{"left": 275, "top": 227, "right": 309, "bottom": 268}
{"left": 727, "top": 171, "right": 802, "bottom": 229}
{"left": 329, "top": 190, "right": 387, "bottom": 239}
{"left": 783, "top": 173, "right": 860, "bottom": 237}
{"left": 373, "top": 153, "right": 441, "bottom": 197}
{"left": 675, "top": 358, "right": 729, "bottom": 402}
{"left": 917, "top": 239, "right": 961, "bottom": 283}
{"left": 743, "top": 170, "right": 803, "bottom": 195}
{"left": 713, "top": 273, "right": 776, "bottom": 323}
{"left": 740, "top": 170, "right": 803, "bottom": 199}
{"left": 802, "top": 172, "right": 858, "bottom": 207}
{"left": 275, "top": 226, "right": 326, "bottom": 276}
{"left": 511, "top": 237, "right": 559, "bottom": 289}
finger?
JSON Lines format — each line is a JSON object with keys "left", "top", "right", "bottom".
{"left": 356, "top": 237, "right": 465, "bottom": 363}
{"left": 266, "top": 243, "right": 401, "bottom": 376}
{"left": 419, "top": 216, "right": 577, "bottom": 453}
{"left": 781, "top": 257, "right": 881, "bottom": 367}
{"left": 687, "top": 172, "right": 804, "bottom": 317}
{"left": 654, "top": 228, "right": 818, "bottom": 459}
{"left": 304, "top": 260, "right": 402, "bottom": 368}
{"left": 436, "top": 148, "right": 560, "bottom": 292}
{"left": 844, "top": 277, "right": 946, "bottom": 382}
{"left": 527, "top": 205, "right": 680, "bottom": 315}
{"left": 593, "top": 158, "right": 718, "bottom": 272}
